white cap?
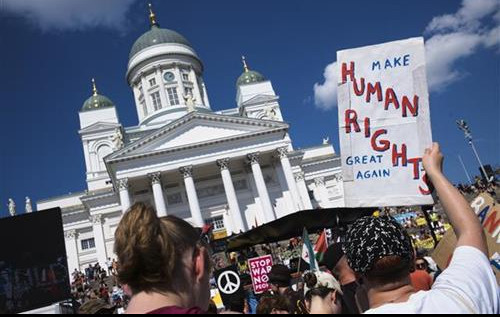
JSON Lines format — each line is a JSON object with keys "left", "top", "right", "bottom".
{"left": 303, "top": 271, "right": 343, "bottom": 296}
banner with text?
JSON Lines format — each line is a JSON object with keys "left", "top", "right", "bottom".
{"left": 432, "top": 193, "right": 500, "bottom": 284}
{"left": 337, "top": 37, "right": 433, "bottom": 207}
{"left": 248, "top": 255, "right": 273, "bottom": 294}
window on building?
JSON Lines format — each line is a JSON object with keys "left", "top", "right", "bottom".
{"left": 81, "top": 238, "right": 95, "bottom": 250}
{"left": 151, "top": 91, "right": 162, "bottom": 111}
{"left": 167, "top": 192, "right": 183, "bottom": 205}
{"left": 182, "top": 73, "right": 189, "bottom": 81}
{"left": 206, "top": 216, "right": 225, "bottom": 231}
{"left": 149, "top": 78, "right": 156, "bottom": 87}
{"left": 184, "top": 87, "right": 193, "bottom": 97}
{"left": 97, "top": 145, "right": 112, "bottom": 171}
{"left": 167, "top": 87, "right": 180, "bottom": 106}
{"left": 142, "top": 101, "right": 148, "bottom": 116}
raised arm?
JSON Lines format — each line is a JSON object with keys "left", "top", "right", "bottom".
{"left": 422, "top": 143, "right": 488, "bottom": 255}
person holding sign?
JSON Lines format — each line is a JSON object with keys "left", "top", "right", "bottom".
{"left": 343, "top": 143, "right": 499, "bottom": 314}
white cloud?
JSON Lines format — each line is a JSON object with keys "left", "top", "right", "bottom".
{"left": 2, "top": 0, "right": 137, "bottom": 32}
{"left": 426, "top": 0, "right": 498, "bottom": 33}
{"left": 313, "top": 0, "right": 500, "bottom": 109}
{"left": 424, "top": 0, "right": 499, "bottom": 91}
{"left": 313, "top": 62, "right": 338, "bottom": 110}
{"left": 425, "top": 32, "right": 483, "bottom": 90}
{"left": 484, "top": 25, "right": 500, "bottom": 47}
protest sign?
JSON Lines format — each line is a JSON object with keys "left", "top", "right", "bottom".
{"left": 248, "top": 255, "right": 273, "bottom": 294}
{"left": 432, "top": 193, "right": 500, "bottom": 284}
{"left": 337, "top": 37, "right": 433, "bottom": 207}
{"left": 214, "top": 265, "right": 244, "bottom": 308}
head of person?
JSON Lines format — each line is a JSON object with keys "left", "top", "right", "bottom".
{"left": 206, "top": 300, "right": 218, "bottom": 314}
{"left": 303, "top": 271, "right": 343, "bottom": 314}
{"left": 323, "top": 243, "right": 350, "bottom": 277}
{"left": 415, "top": 257, "right": 429, "bottom": 271}
{"left": 114, "top": 203, "right": 211, "bottom": 311}
{"left": 256, "top": 294, "right": 291, "bottom": 314}
{"left": 343, "top": 216, "right": 414, "bottom": 292}
{"left": 268, "top": 264, "right": 292, "bottom": 293}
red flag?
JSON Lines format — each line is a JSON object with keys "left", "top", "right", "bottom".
{"left": 314, "top": 230, "right": 328, "bottom": 263}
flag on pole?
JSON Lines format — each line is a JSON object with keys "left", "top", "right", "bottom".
{"left": 301, "top": 228, "right": 318, "bottom": 271}
{"left": 314, "top": 229, "right": 328, "bottom": 263}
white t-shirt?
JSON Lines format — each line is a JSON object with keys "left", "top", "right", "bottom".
{"left": 365, "top": 246, "right": 499, "bottom": 314}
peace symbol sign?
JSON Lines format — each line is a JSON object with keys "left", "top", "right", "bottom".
{"left": 217, "top": 270, "right": 240, "bottom": 295}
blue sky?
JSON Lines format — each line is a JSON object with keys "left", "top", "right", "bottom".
{"left": 0, "top": 0, "right": 499, "bottom": 217}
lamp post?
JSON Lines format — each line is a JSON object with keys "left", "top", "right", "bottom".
{"left": 456, "top": 120, "right": 490, "bottom": 183}
{"left": 458, "top": 155, "right": 472, "bottom": 185}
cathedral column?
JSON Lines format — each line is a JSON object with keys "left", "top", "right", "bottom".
{"left": 313, "top": 177, "right": 330, "bottom": 208}
{"left": 248, "top": 153, "right": 276, "bottom": 223}
{"left": 217, "top": 158, "right": 246, "bottom": 233}
{"left": 189, "top": 66, "right": 204, "bottom": 107}
{"left": 276, "top": 147, "right": 303, "bottom": 211}
{"left": 222, "top": 206, "right": 234, "bottom": 236}
{"left": 149, "top": 172, "right": 168, "bottom": 217}
{"left": 154, "top": 66, "right": 169, "bottom": 108}
{"left": 118, "top": 178, "right": 131, "bottom": 213}
{"left": 90, "top": 215, "right": 108, "bottom": 267}
{"left": 64, "top": 230, "right": 80, "bottom": 275}
{"left": 180, "top": 166, "right": 204, "bottom": 227}
{"left": 140, "top": 74, "right": 153, "bottom": 113}
{"left": 295, "top": 172, "right": 313, "bottom": 210}
{"left": 173, "top": 63, "right": 185, "bottom": 98}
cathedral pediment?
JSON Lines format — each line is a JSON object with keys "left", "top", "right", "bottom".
{"left": 106, "top": 112, "right": 288, "bottom": 163}
{"left": 78, "top": 122, "right": 121, "bottom": 134}
{"left": 240, "top": 94, "right": 279, "bottom": 107}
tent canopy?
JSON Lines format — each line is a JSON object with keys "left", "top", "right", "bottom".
{"left": 226, "top": 207, "right": 375, "bottom": 251}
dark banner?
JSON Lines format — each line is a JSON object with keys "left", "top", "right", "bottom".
{"left": 214, "top": 265, "right": 244, "bottom": 309}
{"left": 0, "top": 208, "right": 70, "bottom": 314}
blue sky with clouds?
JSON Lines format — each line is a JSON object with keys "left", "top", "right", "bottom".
{"left": 0, "top": 0, "right": 498, "bottom": 217}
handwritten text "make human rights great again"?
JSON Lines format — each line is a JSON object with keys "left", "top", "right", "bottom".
{"left": 341, "top": 59, "right": 431, "bottom": 196}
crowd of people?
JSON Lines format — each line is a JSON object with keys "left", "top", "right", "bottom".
{"left": 457, "top": 176, "right": 498, "bottom": 198}
{"left": 71, "top": 143, "right": 498, "bottom": 314}
{"left": 69, "top": 260, "right": 129, "bottom": 314}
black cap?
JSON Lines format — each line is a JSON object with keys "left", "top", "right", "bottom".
{"left": 268, "top": 264, "right": 292, "bottom": 287}
{"left": 343, "top": 216, "right": 414, "bottom": 274}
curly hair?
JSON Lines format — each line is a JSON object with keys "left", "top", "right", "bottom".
{"left": 114, "top": 203, "right": 200, "bottom": 295}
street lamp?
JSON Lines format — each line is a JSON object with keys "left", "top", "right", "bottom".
{"left": 456, "top": 120, "right": 490, "bottom": 183}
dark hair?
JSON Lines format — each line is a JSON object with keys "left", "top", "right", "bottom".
{"left": 365, "top": 255, "right": 412, "bottom": 286}
{"left": 256, "top": 294, "right": 291, "bottom": 314}
{"left": 114, "top": 203, "right": 201, "bottom": 295}
{"left": 415, "top": 257, "right": 429, "bottom": 271}
{"left": 227, "top": 293, "right": 246, "bottom": 313}
{"left": 206, "top": 300, "right": 218, "bottom": 314}
{"left": 268, "top": 264, "right": 292, "bottom": 288}
{"left": 303, "top": 272, "right": 317, "bottom": 289}
{"left": 303, "top": 272, "right": 342, "bottom": 303}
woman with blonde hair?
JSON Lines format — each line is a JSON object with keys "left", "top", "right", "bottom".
{"left": 114, "top": 203, "right": 212, "bottom": 314}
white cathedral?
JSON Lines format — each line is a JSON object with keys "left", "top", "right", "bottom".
{"left": 37, "top": 5, "right": 344, "bottom": 274}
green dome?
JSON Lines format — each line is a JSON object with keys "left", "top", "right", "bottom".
{"left": 81, "top": 94, "right": 114, "bottom": 112}
{"left": 236, "top": 70, "right": 266, "bottom": 86}
{"left": 129, "top": 26, "right": 192, "bottom": 59}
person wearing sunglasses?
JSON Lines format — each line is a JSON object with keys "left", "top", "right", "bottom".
{"left": 114, "top": 203, "right": 212, "bottom": 314}
{"left": 410, "top": 257, "right": 433, "bottom": 292}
